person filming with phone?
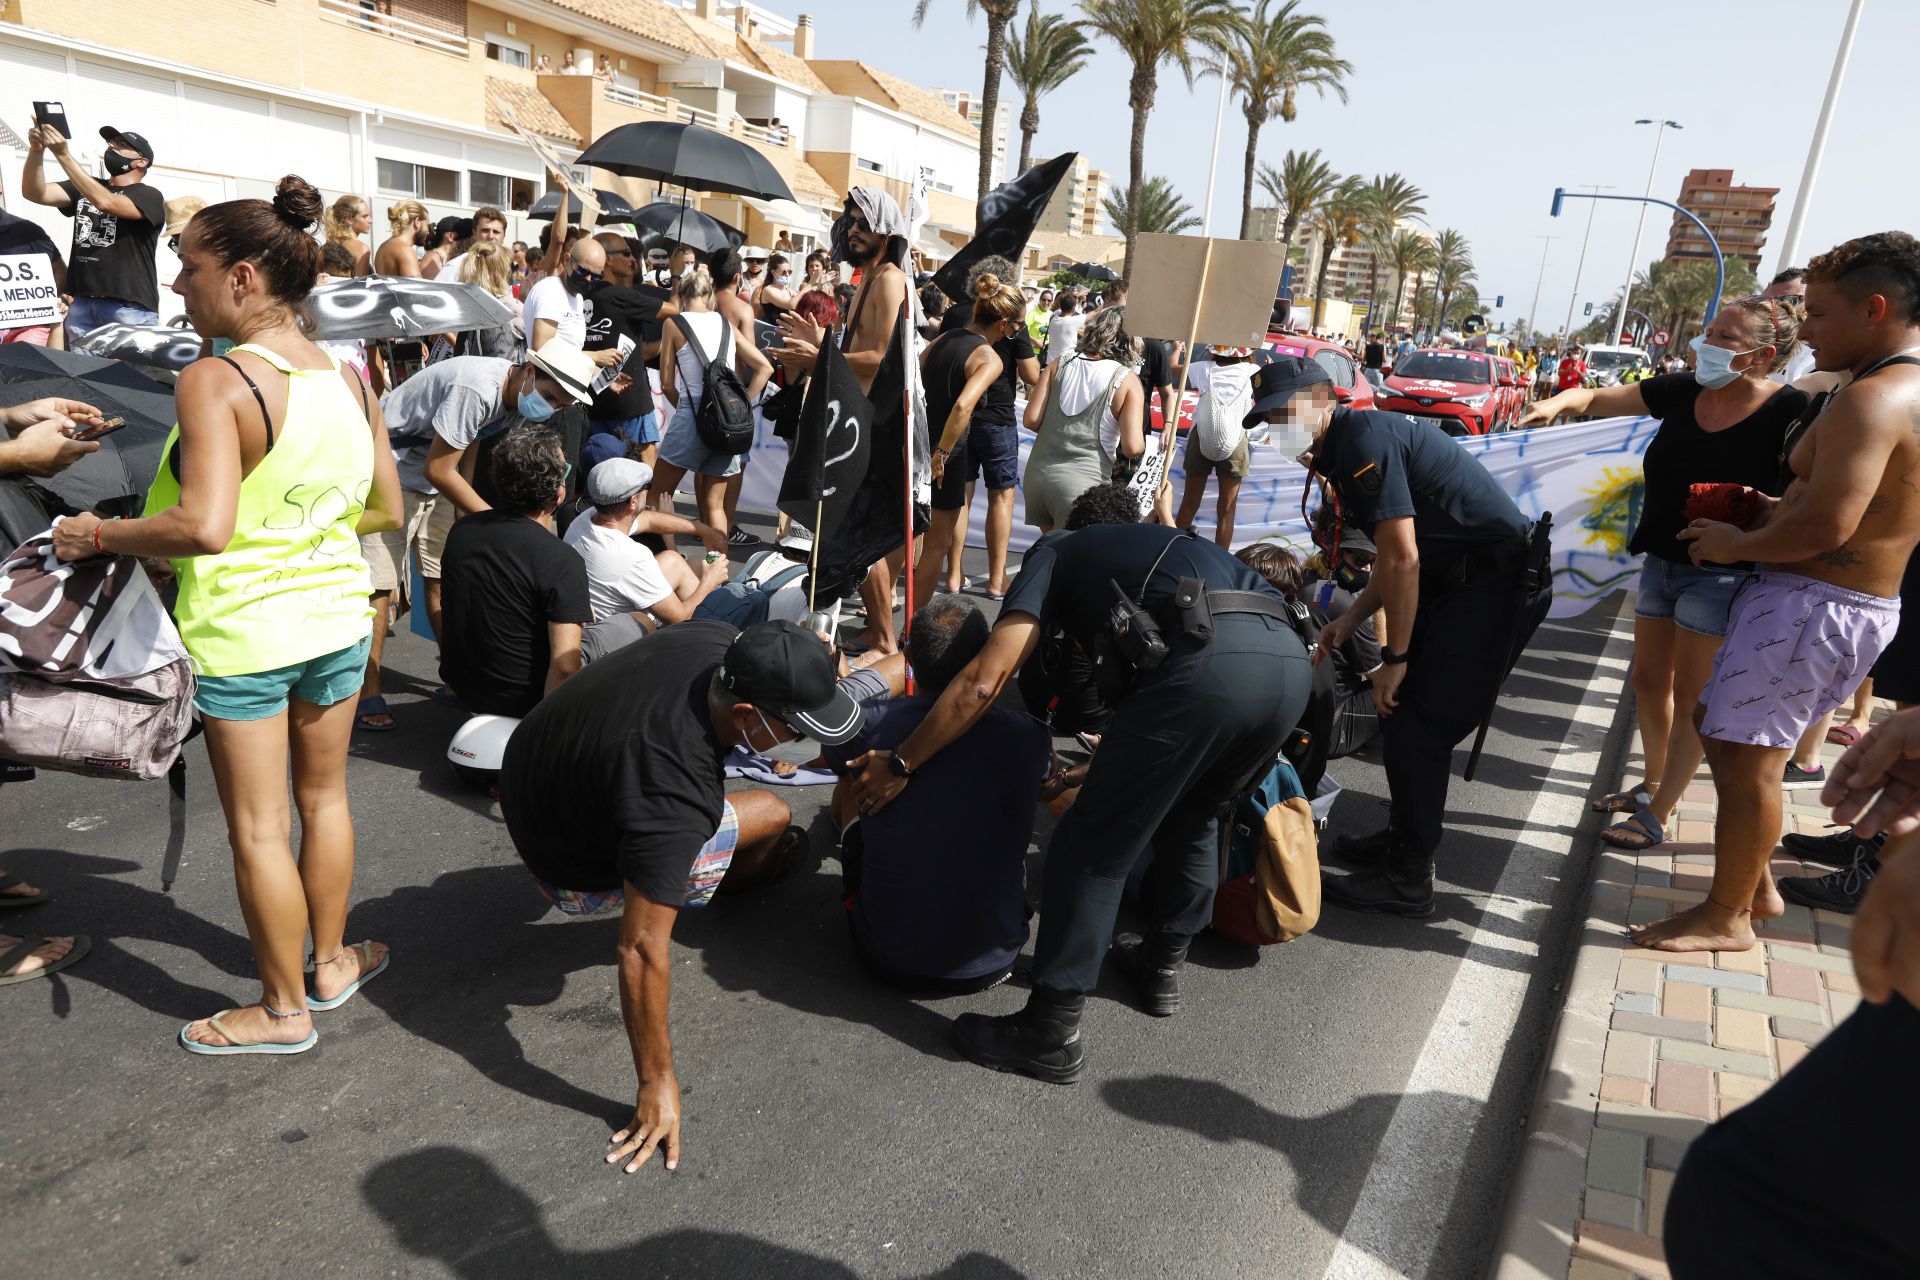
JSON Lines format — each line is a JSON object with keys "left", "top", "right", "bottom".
{"left": 21, "top": 110, "right": 165, "bottom": 339}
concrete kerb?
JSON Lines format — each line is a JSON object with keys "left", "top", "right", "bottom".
{"left": 1488, "top": 613, "right": 1640, "bottom": 1280}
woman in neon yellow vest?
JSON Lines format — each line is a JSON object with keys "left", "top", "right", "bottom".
{"left": 55, "top": 177, "right": 402, "bottom": 1057}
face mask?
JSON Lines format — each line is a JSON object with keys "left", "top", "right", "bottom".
{"left": 1333, "top": 559, "right": 1372, "bottom": 593}
{"left": 517, "top": 377, "right": 556, "bottom": 423}
{"left": 564, "top": 267, "right": 600, "bottom": 296}
{"left": 679, "top": 263, "right": 695, "bottom": 280}
{"left": 103, "top": 151, "right": 138, "bottom": 177}
{"left": 773, "top": 272, "right": 792, "bottom": 285}
{"left": 745, "top": 709, "right": 818, "bottom": 766}
{"left": 1690, "top": 334, "right": 1757, "bottom": 389}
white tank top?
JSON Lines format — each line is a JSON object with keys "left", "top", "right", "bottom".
{"left": 673, "top": 311, "right": 729, "bottom": 408}
{"left": 1055, "top": 356, "right": 1128, "bottom": 458}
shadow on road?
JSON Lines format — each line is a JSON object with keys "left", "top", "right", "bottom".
{"left": 363, "top": 1145, "right": 1030, "bottom": 1279}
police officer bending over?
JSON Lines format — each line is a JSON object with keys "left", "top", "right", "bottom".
{"left": 849, "top": 485, "right": 1311, "bottom": 1083}
{"left": 1245, "top": 356, "right": 1553, "bottom": 917}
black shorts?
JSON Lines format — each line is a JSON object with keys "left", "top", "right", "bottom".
{"left": 931, "top": 437, "right": 971, "bottom": 511}
{"left": 1868, "top": 550, "right": 1920, "bottom": 704}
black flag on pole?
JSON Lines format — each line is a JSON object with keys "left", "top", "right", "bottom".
{"left": 776, "top": 342, "right": 872, "bottom": 547}
{"left": 933, "top": 152, "right": 1079, "bottom": 299}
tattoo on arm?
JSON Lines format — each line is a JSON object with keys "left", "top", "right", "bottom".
{"left": 1864, "top": 494, "right": 1892, "bottom": 515}
{"left": 1814, "top": 545, "right": 1864, "bottom": 570}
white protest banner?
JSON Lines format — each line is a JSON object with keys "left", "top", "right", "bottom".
{"left": 488, "top": 91, "right": 598, "bottom": 218}
{"left": 739, "top": 413, "right": 1660, "bottom": 620}
{"left": 0, "top": 253, "right": 60, "bottom": 329}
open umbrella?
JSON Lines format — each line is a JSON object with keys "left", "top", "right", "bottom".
{"left": 0, "top": 348, "right": 178, "bottom": 512}
{"left": 305, "top": 278, "right": 517, "bottom": 342}
{"left": 1068, "top": 261, "right": 1119, "bottom": 283}
{"left": 630, "top": 201, "right": 742, "bottom": 255}
{"left": 73, "top": 321, "right": 204, "bottom": 373}
{"left": 525, "top": 188, "right": 636, "bottom": 223}
{"left": 579, "top": 122, "right": 796, "bottom": 203}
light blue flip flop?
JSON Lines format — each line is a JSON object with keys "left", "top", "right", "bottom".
{"left": 178, "top": 1007, "right": 318, "bottom": 1056}
{"left": 306, "top": 941, "right": 389, "bottom": 1011}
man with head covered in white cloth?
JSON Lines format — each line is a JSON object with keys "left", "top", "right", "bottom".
{"left": 776, "top": 187, "right": 927, "bottom": 658}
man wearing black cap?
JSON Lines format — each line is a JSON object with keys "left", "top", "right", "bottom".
{"left": 498, "top": 620, "right": 864, "bottom": 1172}
{"left": 849, "top": 509, "right": 1312, "bottom": 1082}
{"left": 22, "top": 121, "right": 164, "bottom": 337}
{"left": 1245, "top": 354, "right": 1553, "bottom": 917}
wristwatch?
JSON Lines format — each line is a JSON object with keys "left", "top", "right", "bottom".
{"left": 886, "top": 750, "right": 918, "bottom": 780}
{"left": 1380, "top": 647, "right": 1410, "bottom": 666}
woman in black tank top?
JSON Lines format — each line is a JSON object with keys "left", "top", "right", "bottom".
{"left": 912, "top": 275, "right": 1026, "bottom": 612}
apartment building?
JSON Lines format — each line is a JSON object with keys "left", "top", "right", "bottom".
{"left": 936, "top": 87, "right": 1010, "bottom": 189}
{"left": 1663, "top": 167, "right": 1776, "bottom": 272}
{"left": 0, "top": 0, "right": 981, "bottom": 294}
{"left": 1033, "top": 153, "right": 1109, "bottom": 238}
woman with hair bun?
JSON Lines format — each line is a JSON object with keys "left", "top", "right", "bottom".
{"left": 911, "top": 272, "right": 1022, "bottom": 611}
{"left": 53, "top": 175, "right": 404, "bottom": 1057}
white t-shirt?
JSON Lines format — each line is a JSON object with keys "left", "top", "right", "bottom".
{"left": 523, "top": 275, "right": 587, "bottom": 350}
{"left": 1045, "top": 312, "right": 1086, "bottom": 365}
{"left": 562, "top": 511, "right": 673, "bottom": 620}
{"left": 434, "top": 252, "right": 467, "bottom": 283}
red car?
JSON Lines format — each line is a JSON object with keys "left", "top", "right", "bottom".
{"left": 1377, "top": 348, "right": 1505, "bottom": 436}
{"left": 1149, "top": 331, "right": 1374, "bottom": 434}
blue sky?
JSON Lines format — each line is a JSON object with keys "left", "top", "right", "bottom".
{"left": 800, "top": 0, "right": 1909, "bottom": 332}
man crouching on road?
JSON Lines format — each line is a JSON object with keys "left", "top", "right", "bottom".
{"left": 1643, "top": 231, "right": 1920, "bottom": 953}
{"left": 497, "top": 620, "right": 866, "bottom": 1171}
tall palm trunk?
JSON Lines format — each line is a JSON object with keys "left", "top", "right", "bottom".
{"left": 1312, "top": 236, "right": 1338, "bottom": 330}
{"left": 1017, "top": 96, "right": 1039, "bottom": 176}
{"left": 1364, "top": 256, "right": 1380, "bottom": 331}
{"left": 1238, "top": 113, "right": 1263, "bottom": 241}
{"left": 976, "top": 11, "right": 1011, "bottom": 217}
{"left": 1391, "top": 271, "right": 1409, "bottom": 332}
{"left": 1121, "top": 63, "right": 1156, "bottom": 278}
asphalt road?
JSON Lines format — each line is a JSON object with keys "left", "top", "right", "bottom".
{"left": 1, "top": 519, "right": 1634, "bottom": 1280}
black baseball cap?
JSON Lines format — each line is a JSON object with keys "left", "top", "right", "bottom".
{"left": 718, "top": 622, "right": 863, "bottom": 745}
{"left": 434, "top": 215, "right": 475, "bottom": 242}
{"left": 1243, "top": 354, "right": 1333, "bottom": 426}
{"left": 99, "top": 126, "right": 153, "bottom": 161}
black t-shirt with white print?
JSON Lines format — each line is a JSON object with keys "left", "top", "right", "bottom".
{"left": 57, "top": 179, "right": 165, "bottom": 311}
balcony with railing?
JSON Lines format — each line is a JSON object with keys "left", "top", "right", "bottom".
{"left": 538, "top": 74, "right": 796, "bottom": 160}
{"left": 316, "top": 0, "right": 469, "bottom": 58}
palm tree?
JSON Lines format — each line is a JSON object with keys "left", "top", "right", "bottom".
{"left": 1387, "top": 228, "right": 1435, "bottom": 334}
{"left": 1256, "top": 147, "right": 1338, "bottom": 267}
{"left": 1357, "top": 172, "right": 1425, "bottom": 333}
{"left": 914, "top": 0, "right": 1024, "bottom": 215}
{"left": 1427, "top": 227, "right": 1472, "bottom": 335}
{"left": 1308, "top": 176, "right": 1367, "bottom": 331}
{"left": 1221, "top": 0, "right": 1349, "bottom": 240}
{"left": 1080, "top": 0, "right": 1245, "bottom": 277}
{"left": 1102, "top": 175, "right": 1201, "bottom": 236}
{"left": 1004, "top": 6, "right": 1093, "bottom": 176}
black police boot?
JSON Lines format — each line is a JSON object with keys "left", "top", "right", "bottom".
{"left": 951, "top": 985, "right": 1086, "bottom": 1084}
{"left": 1329, "top": 826, "right": 1393, "bottom": 868}
{"left": 1321, "top": 839, "right": 1436, "bottom": 917}
{"left": 1110, "top": 931, "right": 1192, "bottom": 1017}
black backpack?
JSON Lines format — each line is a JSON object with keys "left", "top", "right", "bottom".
{"left": 675, "top": 315, "right": 756, "bottom": 455}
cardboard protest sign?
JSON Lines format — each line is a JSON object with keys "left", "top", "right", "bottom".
{"left": 488, "top": 91, "right": 598, "bottom": 218}
{"left": 1124, "top": 234, "right": 1286, "bottom": 347}
{"left": 0, "top": 254, "right": 60, "bottom": 329}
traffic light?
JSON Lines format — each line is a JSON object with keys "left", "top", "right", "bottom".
{"left": 1583, "top": 302, "right": 1593, "bottom": 316}
{"left": 1495, "top": 295, "right": 1504, "bottom": 308}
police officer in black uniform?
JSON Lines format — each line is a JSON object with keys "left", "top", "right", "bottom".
{"left": 1245, "top": 356, "right": 1553, "bottom": 917}
{"left": 847, "top": 485, "right": 1312, "bottom": 1082}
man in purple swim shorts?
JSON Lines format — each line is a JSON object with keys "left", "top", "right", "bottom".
{"left": 1630, "top": 232, "right": 1920, "bottom": 958}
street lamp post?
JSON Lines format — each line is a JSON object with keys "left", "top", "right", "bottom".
{"left": 1776, "top": 0, "right": 1867, "bottom": 272}
{"left": 1527, "top": 234, "right": 1555, "bottom": 338}
{"left": 1551, "top": 186, "right": 1725, "bottom": 328}
{"left": 1200, "top": 71, "right": 1230, "bottom": 237}
{"left": 1615, "top": 119, "right": 1682, "bottom": 346}
{"left": 1559, "top": 187, "right": 1610, "bottom": 341}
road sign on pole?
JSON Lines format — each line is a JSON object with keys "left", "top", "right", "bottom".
{"left": 1653, "top": 328, "right": 1671, "bottom": 345}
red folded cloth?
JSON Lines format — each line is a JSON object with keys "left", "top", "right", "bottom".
{"left": 1683, "top": 482, "right": 1763, "bottom": 528}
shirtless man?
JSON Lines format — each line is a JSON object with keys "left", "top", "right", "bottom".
{"left": 776, "top": 190, "right": 911, "bottom": 656}
{"left": 373, "top": 200, "right": 431, "bottom": 277}
{"left": 1635, "top": 231, "right": 1920, "bottom": 953}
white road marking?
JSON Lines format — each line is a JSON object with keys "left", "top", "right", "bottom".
{"left": 1320, "top": 607, "right": 1634, "bottom": 1279}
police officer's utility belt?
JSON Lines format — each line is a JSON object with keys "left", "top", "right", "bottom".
{"left": 1421, "top": 531, "right": 1533, "bottom": 594}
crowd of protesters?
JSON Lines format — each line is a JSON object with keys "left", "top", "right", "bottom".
{"left": 2, "top": 145, "right": 1919, "bottom": 1269}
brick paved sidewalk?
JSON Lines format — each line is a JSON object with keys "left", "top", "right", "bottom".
{"left": 1491, "top": 725, "right": 1867, "bottom": 1280}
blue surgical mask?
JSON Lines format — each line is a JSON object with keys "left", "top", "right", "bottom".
{"left": 1690, "top": 334, "right": 1757, "bottom": 389}
{"left": 518, "top": 383, "right": 556, "bottom": 422}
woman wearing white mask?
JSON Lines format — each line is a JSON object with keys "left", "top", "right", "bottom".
{"left": 1518, "top": 297, "right": 1809, "bottom": 857}
{"left": 754, "top": 253, "right": 797, "bottom": 323}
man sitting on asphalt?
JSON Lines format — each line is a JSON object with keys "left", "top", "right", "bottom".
{"left": 438, "top": 426, "right": 590, "bottom": 719}
{"left": 563, "top": 456, "right": 731, "bottom": 627}
{"left": 497, "top": 620, "right": 869, "bottom": 1176}
{"left": 824, "top": 595, "right": 1051, "bottom": 994}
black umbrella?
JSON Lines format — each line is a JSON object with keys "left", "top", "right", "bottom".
{"left": 525, "top": 188, "right": 636, "bottom": 222}
{"left": 0, "top": 374, "right": 177, "bottom": 513}
{"left": 579, "top": 122, "right": 796, "bottom": 203}
{"left": 306, "top": 278, "right": 517, "bottom": 342}
{"left": 630, "top": 201, "right": 743, "bottom": 255}
{"left": 73, "top": 321, "right": 205, "bottom": 373}
{"left": 1069, "top": 261, "right": 1119, "bottom": 283}
{"left": 0, "top": 342, "right": 181, "bottom": 400}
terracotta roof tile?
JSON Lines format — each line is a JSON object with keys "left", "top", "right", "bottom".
{"left": 859, "top": 64, "right": 978, "bottom": 139}
{"left": 737, "top": 36, "right": 829, "bottom": 92}
{"left": 484, "top": 78, "right": 582, "bottom": 144}
{"left": 786, "top": 158, "right": 840, "bottom": 209}
{"left": 541, "top": 0, "right": 730, "bottom": 58}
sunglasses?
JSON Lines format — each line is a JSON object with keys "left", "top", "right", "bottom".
{"left": 607, "top": 247, "right": 635, "bottom": 259}
{"left": 167, "top": 234, "right": 180, "bottom": 253}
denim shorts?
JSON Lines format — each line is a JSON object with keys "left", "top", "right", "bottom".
{"left": 965, "top": 420, "right": 1020, "bottom": 490}
{"left": 1634, "top": 555, "right": 1746, "bottom": 637}
{"left": 193, "top": 637, "right": 372, "bottom": 722}
{"left": 658, "top": 400, "right": 743, "bottom": 478}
